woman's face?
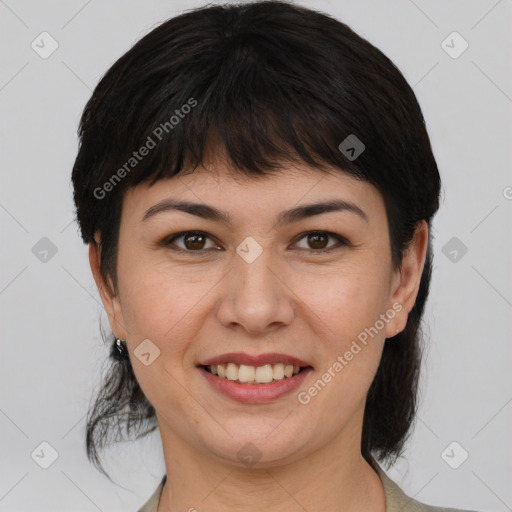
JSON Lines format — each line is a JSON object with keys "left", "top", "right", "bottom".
{"left": 92, "top": 159, "right": 427, "bottom": 468}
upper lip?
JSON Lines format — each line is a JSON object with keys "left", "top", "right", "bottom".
{"left": 199, "top": 352, "right": 312, "bottom": 368}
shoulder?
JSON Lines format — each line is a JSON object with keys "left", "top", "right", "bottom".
{"left": 376, "top": 464, "right": 479, "bottom": 512}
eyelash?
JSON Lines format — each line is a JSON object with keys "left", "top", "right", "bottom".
{"left": 162, "top": 230, "right": 351, "bottom": 255}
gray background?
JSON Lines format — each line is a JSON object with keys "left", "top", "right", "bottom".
{"left": 0, "top": 0, "right": 511, "bottom": 510}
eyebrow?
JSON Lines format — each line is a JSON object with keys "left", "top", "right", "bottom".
{"left": 141, "top": 198, "right": 368, "bottom": 227}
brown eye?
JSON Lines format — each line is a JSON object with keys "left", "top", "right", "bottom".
{"left": 163, "top": 230, "right": 349, "bottom": 255}
{"left": 293, "top": 231, "right": 348, "bottom": 252}
{"left": 307, "top": 233, "right": 329, "bottom": 250}
{"left": 166, "top": 231, "right": 218, "bottom": 252}
{"left": 183, "top": 232, "right": 206, "bottom": 250}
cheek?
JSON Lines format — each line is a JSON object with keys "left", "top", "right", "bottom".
{"left": 296, "top": 263, "right": 389, "bottom": 398}
{"left": 116, "top": 252, "right": 209, "bottom": 348}
{"left": 117, "top": 265, "right": 209, "bottom": 406}
{"left": 122, "top": 273, "right": 206, "bottom": 340}
{"left": 300, "top": 262, "right": 390, "bottom": 341}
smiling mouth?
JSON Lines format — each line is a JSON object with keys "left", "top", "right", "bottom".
{"left": 201, "top": 363, "right": 311, "bottom": 384}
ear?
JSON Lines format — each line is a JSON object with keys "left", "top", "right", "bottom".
{"left": 385, "top": 220, "right": 429, "bottom": 337}
{"left": 89, "top": 232, "right": 128, "bottom": 340}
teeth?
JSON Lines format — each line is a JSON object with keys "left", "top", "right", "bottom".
{"left": 207, "top": 363, "right": 303, "bottom": 383}
{"left": 255, "top": 364, "right": 273, "bottom": 383}
{"left": 238, "top": 364, "right": 255, "bottom": 383}
{"left": 225, "top": 363, "right": 238, "bottom": 381}
{"left": 273, "top": 363, "right": 284, "bottom": 380}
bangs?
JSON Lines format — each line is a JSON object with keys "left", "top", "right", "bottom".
{"left": 74, "top": 0, "right": 439, "bottom": 249}
{"left": 85, "top": 7, "right": 378, "bottom": 192}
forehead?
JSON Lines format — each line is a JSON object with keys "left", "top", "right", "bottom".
{"left": 121, "top": 160, "right": 385, "bottom": 224}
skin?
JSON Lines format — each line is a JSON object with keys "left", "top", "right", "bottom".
{"left": 90, "top": 158, "right": 428, "bottom": 512}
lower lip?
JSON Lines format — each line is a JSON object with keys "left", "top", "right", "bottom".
{"left": 198, "top": 366, "right": 313, "bottom": 403}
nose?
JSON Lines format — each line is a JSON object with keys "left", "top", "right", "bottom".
{"left": 215, "top": 245, "right": 295, "bottom": 335}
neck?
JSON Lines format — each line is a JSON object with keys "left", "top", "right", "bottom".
{"left": 156, "top": 422, "right": 385, "bottom": 512}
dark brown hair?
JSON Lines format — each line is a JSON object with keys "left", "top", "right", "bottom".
{"left": 71, "top": 0, "right": 441, "bottom": 480}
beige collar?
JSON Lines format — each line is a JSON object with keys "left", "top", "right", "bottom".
{"left": 138, "top": 465, "right": 470, "bottom": 512}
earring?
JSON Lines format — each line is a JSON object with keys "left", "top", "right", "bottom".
{"left": 112, "top": 337, "right": 129, "bottom": 362}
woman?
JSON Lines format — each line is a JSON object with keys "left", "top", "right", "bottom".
{"left": 71, "top": 1, "right": 477, "bottom": 511}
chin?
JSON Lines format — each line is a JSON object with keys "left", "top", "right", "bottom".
{"left": 199, "top": 419, "right": 310, "bottom": 468}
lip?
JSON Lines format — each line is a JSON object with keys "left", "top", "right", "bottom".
{"left": 198, "top": 352, "right": 312, "bottom": 368}
{"left": 198, "top": 365, "right": 313, "bottom": 403}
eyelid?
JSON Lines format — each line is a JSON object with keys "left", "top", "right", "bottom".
{"left": 162, "top": 230, "right": 351, "bottom": 253}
